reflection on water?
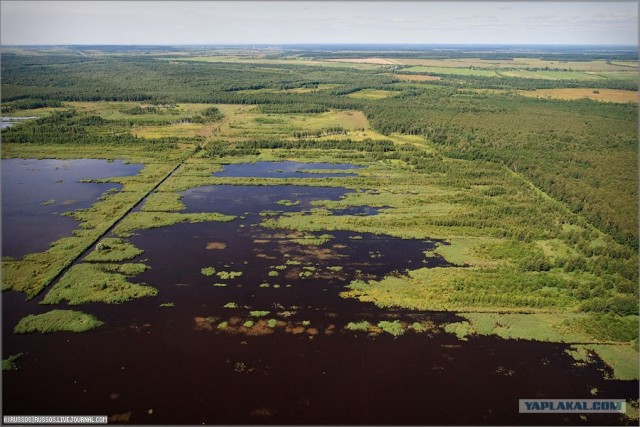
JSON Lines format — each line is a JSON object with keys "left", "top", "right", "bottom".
{"left": 2, "top": 161, "right": 637, "bottom": 425}
{"left": 1, "top": 159, "right": 143, "bottom": 258}
{"left": 1, "top": 116, "right": 38, "bottom": 129}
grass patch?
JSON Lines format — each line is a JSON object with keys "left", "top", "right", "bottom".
{"left": 519, "top": 88, "right": 638, "bottom": 104}
{"left": 42, "top": 263, "right": 156, "bottom": 305}
{"left": 224, "top": 302, "right": 238, "bottom": 309}
{"left": 345, "top": 321, "right": 372, "bottom": 332}
{"left": 289, "top": 234, "right": 334, "bottom": 246}
{"left": 249, "top": 310, "right": 270, "bottom": 318}
{"left": 377, "top": 320, "right": 405, "bottom": 337}
{"left": 84, "top": 238, "right": 144, "bottom": 262}
{"left": 201, "top": 267, "right": 216, "bottom": 276}
{"left": 586, "top": 344, "right": 639, "bottom": 380}
{"left": 2, "top": 353, "right": 24, "bottom": 371}
{"left": 409, "top": 322, "right": 428, "bottom": 333}
{"left": 14, "top": 310, "right": 103, "bottom": 333}
{"left": 142, "top": 191, "right": 186, "bottom": 212}
{"left": 433, "top": 237, "right": 501, "bottom": 267}
{"left": 217, "top": 321, "right": 229, "bottom": 330}
{"left": 346, "top": 89, "right": 397, "bottom": 99}
{"left": 216, "top": 270, "right": 243, "bottom": 280}
{"left": 275, "top": 199, "right": 300, "bottom": 206}
{"left": 114, "top": 211, "right": 236, "bottom": 237}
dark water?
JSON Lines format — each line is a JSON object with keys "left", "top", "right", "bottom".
{"left": 1, "top": 159, "right": 143, "bottom": 258}
{"left": 213, "top": 161, "right": 360, "bottom": 178}
{"left": 2, "top": 161, "right": 637, "bottom": 425}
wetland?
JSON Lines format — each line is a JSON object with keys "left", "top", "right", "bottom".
{"left": 1, "top": 44, "right": 637, "bottom": 425}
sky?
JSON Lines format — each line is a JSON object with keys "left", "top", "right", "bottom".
{"left": 1, "top": 1, "right": 637, "bottom": 46}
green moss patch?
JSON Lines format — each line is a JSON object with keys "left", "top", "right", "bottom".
{"left": 84, "top": 238, "right": 144, "bottom": 262}
{"left": 2, "top": 353, "right": 24, "bottom": 370}
{"left": 42, "top": 263, "right": 156, "bottom": 305}
{"left": 14, "top": 310, "right": 103, "bottom": 333}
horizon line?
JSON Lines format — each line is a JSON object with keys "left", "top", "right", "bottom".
{"left": 3, "top": 42, "right": 638, "bottom": 48}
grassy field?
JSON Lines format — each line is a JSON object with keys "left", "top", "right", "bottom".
{"left": 346, "top": 89, "right": 398, "bottom": 99}
{"left": 400, "top": 66, "right": 498, "bottom": 77}
{"left": 394, "top": 57, "right": 638, "bottom": 72}
{"left": 67, "top": 101, "right": 215, "bottom": 122}
{"left": 393, "top": 74, "right": 442, "bottom": 82}
{"left": 518, "top": 88, "right": 638, "bottom": 103}
{"left": 499, "top": 69, "right": 606, "bottom": 80}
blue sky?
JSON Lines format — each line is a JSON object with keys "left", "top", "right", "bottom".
{"left": 1, "top": 1, "right": 637, "bottom": 45}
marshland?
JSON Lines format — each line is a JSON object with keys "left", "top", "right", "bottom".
{"left": 1, "top": 44, "right": 638, "bottom": 424}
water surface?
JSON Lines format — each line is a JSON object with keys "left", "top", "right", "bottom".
{"left": 213, "top": 161, "right": 361, "bottom": 178}
{"left": 1, "top": 159, "right": 142, "bottom": 258}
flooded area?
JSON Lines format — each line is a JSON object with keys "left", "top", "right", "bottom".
{"left": 1, "top": 159, "right": 143, "bottom": 258}
{"left": 2, "top": 161, "right": 637, "bottom": 425}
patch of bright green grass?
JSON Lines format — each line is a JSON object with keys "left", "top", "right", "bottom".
{"left": 142, "top": 191, "right": 186, "bottom": 212}
{"left": 377, "top": 320, "right": 405, "bottom": 337}
{"left": 243, "top": 320, "right": 255, "bottom": 328}
{"left": 345, "top": 89, "right": 397, "bottom": 99}
{"left": 344, "top": 321, "right": 372, "bottom": 332}
{"left": 444, "top": 321, "right": 475, "bottom": 341}
{"left": 249, "top": 311, "right": 270, "bottom": 318}
{"left": 84, "top": 238, "right": 144, "bottom": 262}
{"left": 14, "top": 310, "right": 103, "bottom": 333}
{"left": 159, "top": 302, "right": 175, "bottom": 308}
{"left": 2, "top": 353, "right": 24, "bottom": 371}
{"left": 224, "top": 302, "right": 238, "bottom": 309}
{"left": 409, "top": 322, "right": 427, "bottom": 333}
{"left": 42, "top": 263, "right": 156, "bottom": 305}
{"left": 217, "top": 321, "right": 229, "bottom": 330}
{"left": 201, "top": 267, "right": 216, "bottom": 276}
{"left": 275, "top": 199, "right": 300, "bottom": 206}
{"left": 268, "top": 270, "right": 279, "bottom": 277}
{"left": 267, "top": 319, "right": 278, "bottom": 328}
{"left": 585, "top": 344, "right": 639, "bottom": 380}
{"left": 289, "top": 234, "right": 334, "bottom": 246}
{"left": 433, "top": 237, "right": 501, "bottom": 267}
{"left": 216, "top": 270, "right": 242, "bottom": 280}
